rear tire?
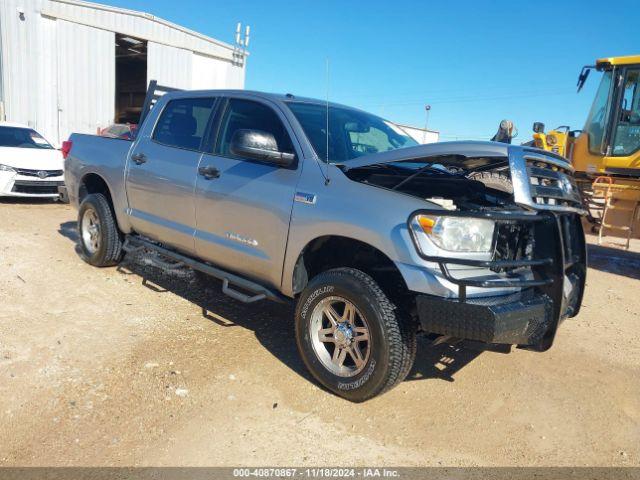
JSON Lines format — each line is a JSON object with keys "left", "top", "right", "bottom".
{"left": 295, "top": 267, "right": 416, "bottom": 402}
{"left": 77, "top": 193, "right": 123, "bottom": 267}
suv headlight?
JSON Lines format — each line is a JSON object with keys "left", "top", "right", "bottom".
{"left": 0, "top": 164, "right": 16, "bottom": 173}
{"left": 414, "top": 214, "right": 495, "bottom": 252}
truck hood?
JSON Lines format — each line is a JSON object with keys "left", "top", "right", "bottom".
{"left": 336, "top": 141, "right": 514, "bottom": 171}
{"left": 339, "top": 140, "right": 524, "bottom": 211}
{"left": 0, "top": 147, "right": 63, "bottom": 170}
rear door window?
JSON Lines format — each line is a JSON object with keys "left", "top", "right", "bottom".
{"left": 153, "top": 98, "right": 216, "bottom": 151}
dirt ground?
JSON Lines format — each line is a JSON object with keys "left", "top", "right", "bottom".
{"left": 0, "top": 199, "right": 639, "bottom": 467}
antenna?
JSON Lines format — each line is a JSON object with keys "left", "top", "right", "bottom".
{"left": 233, "top": 22, "right": 250, "bottom": 66}
{"left": 324, "top": 58, "right": 331, "bottom": 185}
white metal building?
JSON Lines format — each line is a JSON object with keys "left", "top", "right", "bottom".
{"left": 0, "top": 0, "right": 248, "bottom": 145}
{"left": 397, "top": 124, "right": 439, "bottom": 144}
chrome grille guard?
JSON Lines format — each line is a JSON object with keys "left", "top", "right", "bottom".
{"left": 508, "top": 148, "right": 586, "bottom": 215}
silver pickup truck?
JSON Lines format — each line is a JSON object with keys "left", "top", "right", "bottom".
{"left": 63, "top": 88, "right": 586, "bottom": 401}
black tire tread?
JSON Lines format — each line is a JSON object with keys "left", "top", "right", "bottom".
{"left": 296, "top": 267, "right": 416, "bottom": 401}
{"left": 468, "top": 171, "right": 513, "bottom": 194}
{"left": 78, "top": 193, "right": 123, "bottom": 267}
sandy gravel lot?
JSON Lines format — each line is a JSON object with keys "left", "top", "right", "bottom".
{"left": 0, "top": 199, "right": 639, "bottom": 466}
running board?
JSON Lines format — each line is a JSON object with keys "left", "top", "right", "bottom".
{"left": 123, "top": 235, "right": 287, "bottom": 304}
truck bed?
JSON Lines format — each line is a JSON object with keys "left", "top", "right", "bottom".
{"left": 64, "top": 134, "right": 134, "bottom": 232}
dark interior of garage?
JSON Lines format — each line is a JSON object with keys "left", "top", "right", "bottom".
{"left": 115, "top": 33, "right": 148, "bottom": 124}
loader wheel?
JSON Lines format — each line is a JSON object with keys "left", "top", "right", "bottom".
{"left": 468, "top": 171, "right": 513, "bottom": 194}
{"left": 295, "top": 268, "right": 416, "bottom": 402}
{"left": 77, "top": 193, "right": 123, "bottom": 267}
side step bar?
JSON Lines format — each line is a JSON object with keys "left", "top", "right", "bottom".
{"left": 123, "top": 235, "right": 288, "bottom": 304}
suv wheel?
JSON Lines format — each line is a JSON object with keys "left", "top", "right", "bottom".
{"left": 295, "top": 268, "right": 416, "bottom": 402}
{"left": 77, "top": 193, "right": 123, "bottom": 267}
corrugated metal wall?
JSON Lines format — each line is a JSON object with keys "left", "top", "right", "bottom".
{"left": 43, "top": 0, "right": 238, "bottom": 64}
{"left": 56, "top": 19, "right": 114, "bottom": 143}
{"left": 36, "top": 16, "right": 60, "bottom": 143}
{"left": 0, "top": 0, "right": 247, "bottom": 145}
{"left": 192, "top": 53, "right": 245, "bottom": 90}
{"left": 0, "top": 0, "right": 47, "bottom": 130}
{"left": 148, "top": 42, "right": 192, "bottom": 90}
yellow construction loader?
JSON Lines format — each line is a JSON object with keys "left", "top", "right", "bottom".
{"left": 533, "top": 55, "right": 640, "bottom": 247}
{"left": 531, "top": 124, "right": 577, "bottom": 158}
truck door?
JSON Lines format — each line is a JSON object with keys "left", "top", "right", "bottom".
{"left": 125, "top": 97, "right": 216, "bottom": 254}
{"left": 194, "top": 98, "right": 302, "bottom": 289}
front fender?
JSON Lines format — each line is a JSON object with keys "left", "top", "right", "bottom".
{"left": 281, "top": 164, "right": 429, "bottom": 297}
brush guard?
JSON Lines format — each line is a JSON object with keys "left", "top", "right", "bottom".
{"left": 411, "top": 209, "right": 586, "bottom": 351}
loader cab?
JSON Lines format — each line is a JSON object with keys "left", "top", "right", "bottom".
{"left": 572, "top": 56, "right": 640, "bottom": 179}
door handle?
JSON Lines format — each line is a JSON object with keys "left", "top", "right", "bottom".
{"left": 132, "top": 152, "right": 147, "bottom": 165}
{"left": 198, "top": 165, "right": 220, "bottom": 180}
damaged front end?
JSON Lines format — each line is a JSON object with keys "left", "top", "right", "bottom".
{"left": 340, "top": 143, "right": 587, "bottom": 351}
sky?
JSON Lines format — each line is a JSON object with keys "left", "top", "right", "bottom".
{"left": 107, "top": 0, "right": 639, "bottom": 142}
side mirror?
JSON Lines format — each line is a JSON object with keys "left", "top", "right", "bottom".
{"left": 229, "top": 129, "right": 295, "bottom": 167}
{"left": 533, "top": 122, "right": 545, "bottom": 134}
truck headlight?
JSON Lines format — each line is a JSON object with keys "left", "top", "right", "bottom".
{"left": 0, "top": 164, "right": 16, "bottom": 173}
{"left": 415, "top": 214, "right": 495, "bottom": 252}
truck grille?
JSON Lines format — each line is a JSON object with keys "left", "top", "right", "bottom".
{"left": 526, "top": 160, "right": 582, "bottom": 209}
{"left": 509, "top": 148, "right": 585, "bottom": 215}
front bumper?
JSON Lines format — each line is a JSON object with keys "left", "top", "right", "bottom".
{"left": 417, "top": 290, "right": 553, "bottom": 346}
{"left": 0, "top": 172, "right": 65, "bottom": 198}
{"left": 412, "top": 210, "right": 586, "bottom": 351}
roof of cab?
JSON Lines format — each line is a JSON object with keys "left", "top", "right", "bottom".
{"left": 165, "top": 89, "right": 358, "bottom": 110}
{"left": 596, "top": 55, "right": 640, "bottom": 68}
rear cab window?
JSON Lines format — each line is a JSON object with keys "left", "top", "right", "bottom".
{"left": 152, "top": 97, "right": 216, "bottom": 151}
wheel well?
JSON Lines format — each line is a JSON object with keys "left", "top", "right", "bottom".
{"left": 293, "top": 236, "right": 410, "bottom": 306}
{"left": 79, "top": 173, "right": 113, "bottom": 207}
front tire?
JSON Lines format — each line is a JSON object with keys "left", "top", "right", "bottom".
{"left": 295, "top": 268, "right": 416, "bottom": 402}
{"left": 77, "top": 193, "right": 123, "bottom": 267}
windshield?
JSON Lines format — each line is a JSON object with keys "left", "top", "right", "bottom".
{"left": 287, "top": 102, "right": 418, "bottom": 163}
{"left": 0, "top": 126, "right": 54, "bottom": 149}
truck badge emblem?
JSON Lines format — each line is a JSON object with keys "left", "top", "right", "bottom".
{"left": 294, "top": 192, "right": 316, "bottom": 205}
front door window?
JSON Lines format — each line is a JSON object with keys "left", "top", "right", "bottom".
{"left": 612, "top": 69, "right": 640, "bottom": 157}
